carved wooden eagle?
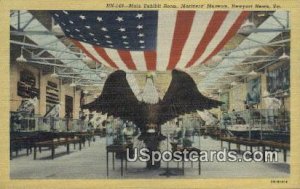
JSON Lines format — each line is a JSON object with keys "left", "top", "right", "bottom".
{"left": 82, "top": 70, "right": 222, "bottom": 133}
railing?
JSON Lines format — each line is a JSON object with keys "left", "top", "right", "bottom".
{"left": 221, "top": 109, "right": 290, "bottom": 131}
{"left": 10, "top": 111, "right": 89, "bottom": 132}
{"left": 220, "top": 109, "right": 290, "bottom": 141}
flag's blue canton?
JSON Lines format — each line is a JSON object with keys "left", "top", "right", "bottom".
{"left": 51, "top": 11, "right": 158, "bottom": 51}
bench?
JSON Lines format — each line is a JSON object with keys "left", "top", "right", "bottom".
{"left": 10, "top": 137, "right": 33, "bottom": 159}
{"left": 33, "top": 137, "right": 81, "bottom": 160}
{"left": 75, "top": 132, "right": 94, "bottom": 147}
{"left": 219, "top": 137, "right": 290, "bottom": 162}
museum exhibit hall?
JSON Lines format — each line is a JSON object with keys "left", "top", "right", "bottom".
{"left": 9, "top": 10, "right": 290, "bottom": 179}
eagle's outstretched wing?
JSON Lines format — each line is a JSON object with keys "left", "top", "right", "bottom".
{"left": 82, "top": 70, "right": 143, "bottom": 125}
{"left": 82, "top": 69, "right": 223, "bottom": 131}
{"left": 158, "top": 69, "right": 223, "bottom": 125}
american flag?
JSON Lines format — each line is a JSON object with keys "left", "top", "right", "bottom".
{"left": 52, "top": 10, "right": 248, "bottom": 71}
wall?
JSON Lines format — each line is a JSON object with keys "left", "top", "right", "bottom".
{"left": 221, "top": 60, "right": 290, "bottom": 114}
{"left": 59, "top": 83, "right": 81, "bottom": 119}
{"left": 10, "top": 61, "right": 81, "bottom": 119}
{"left": 10, "top": 61, "right": 40, "bottom": 114}
{"left": 228, "top": 82, "right": 247, "bottom": 112}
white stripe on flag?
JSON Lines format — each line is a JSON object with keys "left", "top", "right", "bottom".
{"left": 104, "top": 48, "right": 129, "bottom": 71}
{"left": 175, "top": 12, "right": 214, "bottom": 70}
{"left": 156, "top": 11, "right": 178, "bottom": 71}
{"left": 79, "top": 42, "right": 111, "bottom": 68}
{"left": 130, "top": 51, "right": 147, "bottom": 71}
{"left": 195, "top": 11, "right": 242, "bottom": 65}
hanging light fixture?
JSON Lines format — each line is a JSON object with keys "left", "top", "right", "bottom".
{"left": 51, "top": 67, "right": 58, "bottom": 78}
{"left": 283, "top": 91, "right": 289, "bottom": 96}
{"left": 52, "top": 18, "right": 64, "bottom": 35}
{"left": 248, "top": 70, "right": 258, "bottom": 76}
{"left": 16, "top": 47, "right": 27, "bottom": 63}
{"left": 279, "top": 32, "right": 290, "bottom": 60}
{"left": 257, "top": 12, "right": 267, "bottom": 17}
{"left": 70, "top": 78, "right": 76, "bottom": 87}
{"left": 52, "top": 24, "right": 64, "bottom": 35}
{"left": 99, "top": 72, "right": 107, "bottom": 78}
{"left": 241, "top": 19, "right": 255, "bottom": 28}
{"left": 231, "top": 81, "right": 237, "bottom": 86}
{"left": 238, "top": 13, "right": 256, "bottom": 34}
{"left": 239, "top": 19, "right": 256, "bottom": 34}
{"left": 82, "top": 55, "right": 94, "bottom": 64}
{"left": 279, "top": 52, "right": 290, "bottom": 60}
{"left": 17, "top": 36, "right": 28, "bottom": 63}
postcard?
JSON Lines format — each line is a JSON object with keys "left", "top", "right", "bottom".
{"left": 0, "top": 0, "right": 300, "bottom": 188}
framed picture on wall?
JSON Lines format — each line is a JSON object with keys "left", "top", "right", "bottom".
{"left": 267, "top": 64, "right": 290, "bottom": 94}
{"left": 246, "top": 77, "right": 261, "bottom": 105}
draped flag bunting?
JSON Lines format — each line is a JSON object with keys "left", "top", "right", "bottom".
{"left": 52, "top": 10, "right": 249, "bottom": 71}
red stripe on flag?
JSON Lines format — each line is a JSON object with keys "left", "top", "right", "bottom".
{"left": 72, "top": 40, "right": 101, "bottom": 64}
{"left": 118, "top": 51, "right": 137, "bottom": 70}
{"left": 144, "top": 51, "right": 157, "bottom": 71}
{"left": 167, "top": 11, "right": 195, "bottom": 70}
{"left": 93, "top": 46, "right": 118, "bottom": 69}
{"left": 185, "top": 11, "right": 229, "bottom": 68}
{"left": 201, "top": 11, "right": 250, "bottom": 65}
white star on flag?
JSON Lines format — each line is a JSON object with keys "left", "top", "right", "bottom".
{"left": 119, "top": 27, "right": 126, "bottom": 32}
{"left": 79, "top": 15, "right": 86, "bottom": 20}
{"left": 116, "top": 16, "right": 124, "bottom": 22}
{"left": 97, "top": 17, "right": 103, "bottom": 22}
{"left": 101, "top": 27, "right": 108, "bottom": 31}
{"left": 136, "top": 13, "right": 143, "bottom": 19}
{"left": 137, "top": 25, "right": 143, "bottom": 29}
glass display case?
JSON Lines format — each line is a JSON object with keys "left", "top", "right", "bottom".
{"left": 105, "top": 117, "right": 137, "bottom": 146}
{"left": 10, "top": 111, "right": 89, "bottom": 133}
{"left": 170, "top": 115, "right": 202, "bottom": 149}
{"left": 220, "top": 109, "right": 290, "bottom": 142}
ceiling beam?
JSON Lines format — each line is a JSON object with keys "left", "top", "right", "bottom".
{"left": 218, "top": 39, "right": 290, "bottom": 55}
{"left": 10, "top": 40, "right": 82, "bottom": 56}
